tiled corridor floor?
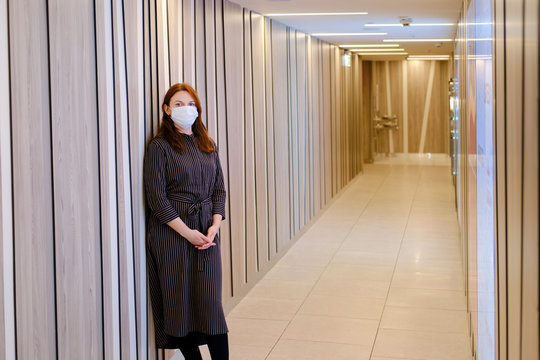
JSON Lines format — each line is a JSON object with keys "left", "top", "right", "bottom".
{"left": 204, "top": 155, "right": 471, "bottom": 360}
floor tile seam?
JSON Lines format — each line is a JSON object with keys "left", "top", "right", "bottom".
{"left": 377, "top": 325, "right": 470, "bottom": 335}
{"left": 227, "top": 343, "right": 272, "bottom": 350}
{"left": 381, "top": 305, "right": 471, "bottom": 313}
{"left": 368, "top": 165, "right": 424, "bottom": 360}
{"left": 285, "top": 315, "right": 382, "bottom": 326}
{"left": 389, "top": 286, "right": 465, "bottom": 292}
{"left": 382, "top": 304, "right": 467, "bottom": 311}
{"left": 375, "top": 328, "right": 471, "bottom": 337}
{"left": 268, "top": 338, "right": 371, "bottom": 348}
{"left": 264, "top": 167, "right": 390, "bottom": 359}
{"left": 370, "top": 357, "right": 428, "bottom": 360}
{"left": 279, "top": 336, "right": 375, "bottom": 348}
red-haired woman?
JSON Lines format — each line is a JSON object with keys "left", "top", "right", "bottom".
{"left": 144, "top": 83, "right": 228, "bottom": 359}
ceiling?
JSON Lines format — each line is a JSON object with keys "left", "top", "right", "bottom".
{"left": 230, "top": 0, "right": 462, "bottom": 59}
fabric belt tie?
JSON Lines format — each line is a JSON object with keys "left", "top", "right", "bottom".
{"left": 169, "top": 194, "right": 213, "bottom": 272}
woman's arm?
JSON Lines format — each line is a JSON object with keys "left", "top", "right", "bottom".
{"left": 167, "top": 217, "right": 214, "bottom": 249}
{"left": 144, "top": 140, "right": 213, "bottom": 248}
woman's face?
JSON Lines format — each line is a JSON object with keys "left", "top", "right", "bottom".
{"left": 164, "top": 90, "right": 196, "bottom": 116}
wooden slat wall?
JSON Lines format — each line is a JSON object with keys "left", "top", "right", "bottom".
{"left": 0, "top": 0, "right": 365, "bottom": 357}
{"left": 454, "top": 0, "right": 539, "bottom": 358}
{"left": 0, "top": 0, "right": 15, "bottom": 358}
{"left": 363, "top": 60, "right": 451, "bottom": 154}
{"left": 493, "top": 0, "right": 539, "bottom": 358}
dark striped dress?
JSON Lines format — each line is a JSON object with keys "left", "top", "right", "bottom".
{"left": 143, "top": 134, "right": 228, "bottom": 349}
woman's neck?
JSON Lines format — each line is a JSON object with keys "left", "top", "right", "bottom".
{"left": 175, "top": 124, "right": 193, "bottom": 135}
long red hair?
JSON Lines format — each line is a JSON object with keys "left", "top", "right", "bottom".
{"left": 157, "top": 83, "right": 215, "bottom": 154}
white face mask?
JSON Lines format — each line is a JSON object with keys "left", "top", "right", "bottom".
{"left": 170, "top": 106, "right": 198, "bottom": 129}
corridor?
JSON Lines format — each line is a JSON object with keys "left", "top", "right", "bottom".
{"left": 209, "top": 155, "right": 470, "bottom": 360}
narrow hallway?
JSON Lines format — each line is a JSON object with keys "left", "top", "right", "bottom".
{"left": 213, "top": 155, "right": 471, "bottom": 360}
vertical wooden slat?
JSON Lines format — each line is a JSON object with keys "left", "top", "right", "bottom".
{"left": 48, "top": 0, "right": 103, "bottom": 357}
{"left": 204, "top": 0, "right": 218, "bottom": 138}
{"left": 318, "top": 41, "right": 326, "bottom": 206}
{"left": 156, "top": 0, "right": 170, "bottom": 103}
{"left": 146, "top": 0, "right": 159, "bottom": 135}
{"left": 520, "top": 0, "right": 539, "bottom": 355}
{"left": 358, "top": 57, "right": 364, "bottom": 174}
{"left": 168, "top": 0, "right": 183, "bottom": 84}
{"left": 0, "top": 0, "right": 15, "bottom": 357}
{"left": 271, "top": 20, "right": 291, "bottom": 251}
{"left": 331, "top": 46, "right": 338, "bottom": 195}
{"left": 343, "top": 51, "right": 350, "bottom": 181}
{"left": 144, "top": 1, "right": 158, "bottom": 358}
{"left": 194, "top": 0, "right": 207, "bottom": 126}
{"left": 9, "top": 0, "right": 57, "bottom": 358}
{"left": 123, "top": 0, "right": 147, "bottom": 355}
{"left": 223, "top": 0, "right": 246, "bottom": 294}
{"left": 264, "top": 17, "right": 277, "bottom": 260}
{"left": 243, "top": 9, "right": 258, "bottom": 281}
{"left": 183, "top": 0, "right": 196, "bottom": 85}
{"left": 95, "top": 0, "right": 121, "bottom": 358}
{"left": 335, "top": 47, "right": 343, "bottom": 190}
{"left": 214, "top": 0, "right": 232, "bottom": 304}
{"left": 288, "top": 29, "right": 299, "bottom": 237}
{"left": 402, "top": 60, "right": 409, "bottom": 153}
{"left": 310, "top": 38, "right": 321, "bottom": 214}
{"left": 250, "top": 13, "right": 269, "bottom": 271}
{"left": 322, "top": 43, "right": 332, "bottom": 203}
{"left": 494, "top": 0, "right": 507, "bottom": 357}
{"left": 504, "top": 1, "right": 523, "bottom": 354}
{"left": 296, "top": 32, "right": 307, "bottom": 229}
{"left": 111, "top": 0, "right": 137, "bottom": 356}
{"left": 306, "top": 35, "right": 314, "bottom": 219}
{"left": 362, "top": 61, "right": 372, "bottom": 163}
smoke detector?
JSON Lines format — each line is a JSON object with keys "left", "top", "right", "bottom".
{"left": 399, "top": 17, "right": 413, "bottom": 27}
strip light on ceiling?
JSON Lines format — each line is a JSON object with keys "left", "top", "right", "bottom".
{"left": 350, "top": 48, "right": 405, "bottom": 52}
{"left": 383, "top": 38, "right": 453, "bottom": 42}
{"left": 408, "top": 55, "right": 450, "bottom": 60}
{"left": 339, "top": 44, "right": 399, "bottom": 48}
{"left": 365, "top": 23, "right": 454, "bottom": 27}
{"left": 266, "top": 12, "right": 368, "bottom": 16}
{"left": 313, "top": 32, "right": 387, "bottom": 36}
{"left": 357, "top": 52, "right": 408, "bottom": 55}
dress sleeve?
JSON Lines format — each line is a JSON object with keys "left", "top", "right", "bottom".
{"left": 212, "top": 149, "right": 227, "bottom": 219}
{"left": 143, "top": 140, "right": 179, "bottom": 224}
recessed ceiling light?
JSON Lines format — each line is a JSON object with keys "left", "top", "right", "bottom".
{"left": 383, "top": 39, "right": 453, "bottom": 42}
{"left": 339, "top": 44, "right": 399, "bottom": 48}
{"left": 350, "top": 48, "right": 405, "bottom": 52}
{"left": 266, "top": 12, "right": 368, "bottom": 16}
{"left": 408, "top": 58, "right": 450, "bottom": 61}
{"left": 313, "top": 32, "right": 387, "bottom": 36}
{"left": 408, "top": 55, "right": 450, "bottom": 57}
{"left": 408, "top": 55, "right": 450, "bottom": 60}
{"left": 357, "top": 52, "right": 408, "bottom": 55}
{"left": 365, "top": 23, "right": 454, "bottom": 27}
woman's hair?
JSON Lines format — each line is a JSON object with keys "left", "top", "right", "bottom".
{"left": 157, "top": 83, "right": 215, "bottom": 154}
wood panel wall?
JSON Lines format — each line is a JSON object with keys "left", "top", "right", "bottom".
{"left": 0, "top": 0, "right": 364, "bottom": 358}
{"left": 492, "top": 0, "right": 539, "bottom": 357}
{"left": 362, "top": 60, "right": 450, "bottom": 155}
{"left": 455, "top": 0, "right": 539, "bottom": 358}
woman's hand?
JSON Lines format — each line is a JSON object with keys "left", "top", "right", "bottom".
{"left": 185, "top": 229, "right": 215, "bottom": 250}
{"left": 195, "top": 224, "right": 219, "bottom": 250}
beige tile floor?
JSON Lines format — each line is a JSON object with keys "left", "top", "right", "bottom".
{"left": 178, "top": 154, "right": 472, "bottom": 360}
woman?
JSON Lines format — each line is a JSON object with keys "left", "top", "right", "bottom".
{"left": 144, "top": 83, "right": 229, "bottom": 359}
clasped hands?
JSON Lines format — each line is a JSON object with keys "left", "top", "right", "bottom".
{"left": 186, "top": 224, "right": 219, "bottom": 250}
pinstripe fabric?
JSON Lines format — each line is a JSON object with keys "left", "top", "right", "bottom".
{"left": 144, "top": 134, "right": 228, "bottom": 349}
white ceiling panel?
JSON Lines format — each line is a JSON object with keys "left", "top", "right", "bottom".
{"left": 230, "top": 0, "right": 462, "bottom": 55}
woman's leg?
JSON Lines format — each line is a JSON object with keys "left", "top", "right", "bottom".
{"left": 177, "top": 333, "right": 203, "bottom": 360}
{"left": 206, "top": 333, "right": 229, "bottom": 360}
